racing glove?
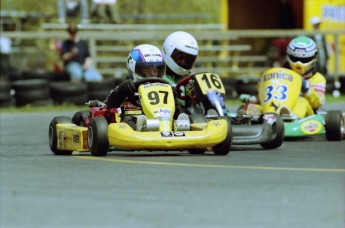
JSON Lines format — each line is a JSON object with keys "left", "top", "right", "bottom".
{"left": 105, "top": 79, "right": 136, "bottom": 108}
{"left": 301, "top": 78, "right": 310, "bottom": 93}
{"left": 118, "top": 79, "right": 136, "bottom": 95}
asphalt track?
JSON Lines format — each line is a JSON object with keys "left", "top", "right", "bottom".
{"left": 1, "top": 105, "right": 345, "bottom": 228}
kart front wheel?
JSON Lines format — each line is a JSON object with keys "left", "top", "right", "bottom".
{"left": 325, "top": 110, "right": 344, "bottom": 141}
{"left": 88, "top": 117, "right": 109, "bottom": 156}
{"left": 260, "top": 113, "right": 284, "bottom": 149}
{"left": 212, "top": 117, "right": 232, "bottom": 155}
{"left": 49, "top": 116, "right": 73, "bottom": 155}
{"left": 72, "top": 110, "right": 90, "bottom": 126}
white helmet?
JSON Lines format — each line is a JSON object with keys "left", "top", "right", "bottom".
{"left": 127, "top": 44, "right": 166, "bottom": 82}
{"left": 162, "top": 31, "right": 198, "bottom": 76}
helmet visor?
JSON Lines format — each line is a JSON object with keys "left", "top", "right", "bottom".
{"left": 171, "top": 49, "right": 197, "bottom": 70}
{"left": 288, "top": 55, "right": 315, "bottom": 64}
{"left": 135, "top": 62, "right": 166, "bottom": 78}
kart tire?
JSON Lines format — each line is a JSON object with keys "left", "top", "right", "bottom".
{"left": 15, "top": 88, "right": 51, "bottom": 106}
{"left": 21, "top": 71, "right": 55, "bottom": 81}
{"left": 87, "top": 79, "right": 116, "bottom": 90}
{"left": 87, "top": 79, "right": 116, "bottom": 100}
{"left": 0, "top": 93, "right": 14, "bottom": 107}
{"left": 88, "top": 90, "right": 109, "bottom": 101}
{"left": 325, "top": 77, "right": 336, "bottom": 94}
{"left": 50, "top": 81, "right": 88, "bottom": 105}
{"left": 259, "top": 113, "right": 284, "bottom": 149}
{"left": 88, "top": 117, "right": 109, "bottom": 156}
{"left": 212, "top": 116, "right": 232, "bottom": 155}
{"left": 325, "top": 110, "right": 344, "bottom": 141}
{"left": 12, "top": 79, "right": 49, "bottom": 90}
{"left": 13, "top": 79, "right": 51, "bottom": 106}
{"left": 339, "top": 76, "right": 345, "bottom": 94}
{"left": 0, "top": 80, "right": 12, "bottom": 92}
{"left": 72, "top": 110, "right": 90, "bottom": 126}
{"left": 49, "top": 116, "right": 73, "bottom": 155}
{"left": 0, "top": 81, "right": 14, "bottom": 107}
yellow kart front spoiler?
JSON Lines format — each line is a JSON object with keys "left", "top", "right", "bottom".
{"left": 108, "top": 119, "right": 228, "bottom": 150}
{"left": 55, "top": 119, "right": 228, "bottom": 152}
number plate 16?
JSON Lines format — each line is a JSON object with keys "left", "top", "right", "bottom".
{"left": 194, "top": 73, "right": 226, "bottom": 95}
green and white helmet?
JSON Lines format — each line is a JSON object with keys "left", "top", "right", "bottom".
{"left": 286, "top": 36, "right": 318, "bottom": 76}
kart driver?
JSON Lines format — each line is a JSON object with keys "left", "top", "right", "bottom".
{"left": 105, "top": 44, "right": 184, "bottom": 129}
{"left": 243, "top": 36, "right": 326, "bottom": 118}
{"left": 284, "top": 36, "right": 326, "bottom": 117}
{"left": 161, "top": 31, "right": 199, "bottom": 107}
{"left": 161, "top": 31, "right": 246, "bottom": 124}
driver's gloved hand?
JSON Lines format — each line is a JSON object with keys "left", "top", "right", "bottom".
{"left": 105, "top": 79, "right": 135, "bottom": 108}
{"left": 301, "top": 78, "right": 310, "bottom": 93}
{"left": 118, "top": 79, "right": 136, "bottom": 95}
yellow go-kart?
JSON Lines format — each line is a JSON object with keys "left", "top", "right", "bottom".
{"left": 49, "top": 78, "right": 232, "bottom": 156}
{"left": 241, "top": 67, "right": 344, "bottom": 140}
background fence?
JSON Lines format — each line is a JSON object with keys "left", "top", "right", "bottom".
{"left": 2, "top": 26, "right": 343, "bottom": 80}
{"left": 1, "top": 25, "right": 344, "bottom": 107}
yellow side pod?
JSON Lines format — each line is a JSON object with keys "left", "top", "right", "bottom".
{"left": 56, "top": 124, "right": 89, "bottom": 152}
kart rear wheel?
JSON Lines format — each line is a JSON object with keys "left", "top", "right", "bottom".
{"left": 259, "top": 113, "right": 284, "bottom": 149}
{"left": 325, "top": 110, "right": 344, "bottom": 141}
{"left": 88, "top": 117, "right": 109, "bottom": 156}
{"left": 49, "top": 116, "right": 73, "bottom": 155}
{"left": 72, "top": 110, "right": 90, "bottom": 126}
{"left": 212, "top": 117, "right": 232, "bottom": 155}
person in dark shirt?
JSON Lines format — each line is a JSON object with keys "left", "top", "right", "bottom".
{"left": 61, "top": 23, "right": 102, "bottom": 82}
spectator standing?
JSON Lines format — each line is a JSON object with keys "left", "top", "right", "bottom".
{"left": 91, "top": 0, "right": 121, "bottom": 23}
{"left": 61, "top": 24, "right": 102, "bottom": 82}
{"left": 310, "top": 16, "right": 329, "bottom": 76}
{"left": 57, "top": 0, "right": 90, "bottom": 24}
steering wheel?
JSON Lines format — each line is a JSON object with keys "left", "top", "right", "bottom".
{"left": 134, "top": 77, "right": 170, "bottom": 90}
{"left": 133, "top": 77, "right": 170, "bottom": 107}
{"left": 175, "top": 75, "right": 196, "bottom": 100}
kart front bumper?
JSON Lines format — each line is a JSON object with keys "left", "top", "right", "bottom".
{"left": 232, "top": 123, "right": 274, "bottom": 145}
{"left": 108, "top": 119, "right": 228, "bottom": 150}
